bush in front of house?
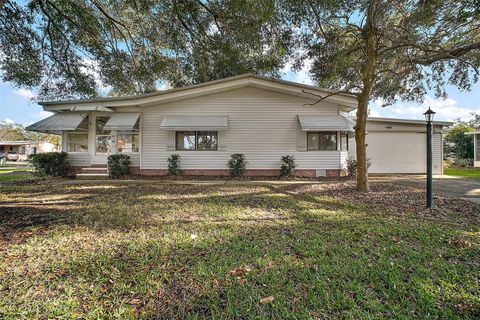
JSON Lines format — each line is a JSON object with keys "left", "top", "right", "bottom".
{"left": 346, "top": 156, "right": 371, "bottom": 178}
{"left": 279, "top": 155, "right": 296, "bottom": 178}
{"left": 167, "top": 154, "right": 182, "bottom": 176}
{"left": 107, "top": 154, "right": 131, "bottom": 178}
{"left": 455, "top": 158, "right": 473, "bottom": 167}
{"left": 29, "top": 152, "right": 69, "bottom": 177}
{"left": 228, "top": 153, "right": 247, "bottom": 177}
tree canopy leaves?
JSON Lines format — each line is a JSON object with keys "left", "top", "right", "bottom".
{"left": 0, "top": 0, "right": 291, "bottom": 100}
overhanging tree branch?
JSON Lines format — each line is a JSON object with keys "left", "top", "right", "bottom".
{"left": 301, "top": 88, "right": 358, "bottom": 106}
{"left": 411, "top": 41, "right": 480, "bottom": 65}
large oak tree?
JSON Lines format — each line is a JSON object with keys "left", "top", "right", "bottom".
{"left": 283, "top": 0, "right": 480, "bottom": 191}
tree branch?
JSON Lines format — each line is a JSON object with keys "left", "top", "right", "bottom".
{"left": 411, "top": 41, "right": 480, "bottom": 65}
{"left": 301, "top": 88, "right": 358, "bottom": 106}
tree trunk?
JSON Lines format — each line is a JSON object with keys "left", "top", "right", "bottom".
{"left": 355, "top": 93, "right": 370, "bottom": 192}
{"left": 355, "top": 0, "right": 377, "bottom": 192}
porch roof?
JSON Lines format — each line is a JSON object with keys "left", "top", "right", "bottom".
{"left": 159, "top": 116, "right": 228, "bottom": 131}
{"left": 104, "top": 113, "right": 140, "bottom": 131}
{"left": 298, "top": 115, "right": 355, "bottom": 132}
{"left": 25, "top": 113, "right": 87, "bottom": 134}
{"left": 70, "top": 106, "right": 113, "bottom": 112}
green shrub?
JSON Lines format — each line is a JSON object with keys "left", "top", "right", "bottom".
{"left": 29, "top": 152, "right": 69, "bottom": 177}
{"left": 455, "top": 158, "right": 473, "bottom": 167}
{"left": 228, "top": 153, "right": 247, "bottom": 177}
{"left": 279, "top": 155, "right": 296, "bottom": 178}
{"left": 107, "top": 154, "right": 131, "bottom": 178}
{"left": 346, "top": 157, "right": 371, "bottom": 178}
{"left": 167, "top": 154, "right": 182, "bottom": 176}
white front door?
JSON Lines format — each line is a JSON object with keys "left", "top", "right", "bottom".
{"left": 93, "top": 115, "right": 115, "bottom": 165}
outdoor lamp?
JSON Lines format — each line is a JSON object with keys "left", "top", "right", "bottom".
{"left": 423, "top": 107, "right": 436, "bottom": 123}
{"left": 424, "top": 107, "right": 436, "bottom": 209}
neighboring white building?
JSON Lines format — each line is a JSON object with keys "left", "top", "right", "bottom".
{"left": 0, "top": 141, "right": 57, "bottom": 161}
{"left": 26, "top": 74, "right": 451, "bottom": 177}
{"left": 466, "top": 129, "right": 480, "bottom": 167}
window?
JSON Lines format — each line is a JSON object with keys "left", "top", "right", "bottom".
{"left": 117, "top": 120, "right": 140, "bottom": 153}
{"left": 95, "top": 116, "right": 113, "bottom": 153}
{"left": 176, "top": 131, "right": 218, "bottom": 151}
{"left": 340, "top": 132, "right": 348, "bottom": 151}
{"left": 67, "top": 116, "right": 89, "bottom": 152}
{"left": 307, "top": 131, "right": 337, "bottom": 150}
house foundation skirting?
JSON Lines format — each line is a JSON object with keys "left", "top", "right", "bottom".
{"left": 69, "top": 166, "right": 344, "bottom": 178}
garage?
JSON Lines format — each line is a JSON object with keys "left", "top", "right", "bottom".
{"left": 349, "top": 117, "right": 451, "bottom": 175}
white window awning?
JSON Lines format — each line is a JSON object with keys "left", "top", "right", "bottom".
{"left": 70, "top": 106, "right": 113, "bottom": 112}
{"left": 298, "top": 115, "right": 354, "bottom": 132}
{"left": 104, "top": 113, "right": 140, "bottom": 131}
{"left": 26, "top": 113, "right": 87, "bottom": 134}
{"left": 160, "top": 116, "right": 228, "bottom": 131}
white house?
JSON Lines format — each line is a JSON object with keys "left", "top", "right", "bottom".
{"left": 26, "top": 74, "right": 451, "bottom": 177}
{"left": 0, "top": 141, "right": 57, "bottom": 161}
{"left": 466, "top": 129, "right": 480, "bottom": 167}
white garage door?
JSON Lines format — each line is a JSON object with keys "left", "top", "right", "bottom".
{"left": 366, "top": 132, "right": 427, "bottom": 174}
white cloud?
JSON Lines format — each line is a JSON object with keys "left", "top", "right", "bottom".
{"left": 390, "top": 96, "right": 480, "bottom": 122}
{"left": 14, "top": 88, "right": 35, "bottom": 100}
{"left": 3, "top": 118, "right": 14, "bottom": 124}
{"left": 369, "top": 109, "right": 380, "bottom": 117}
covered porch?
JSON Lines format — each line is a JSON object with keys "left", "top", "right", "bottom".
{"left": 26, "top": 108, "right": 141, "bottom": 169}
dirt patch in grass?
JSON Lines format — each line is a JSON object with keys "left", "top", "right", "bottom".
{"left": 281, "top": 181, "right": 480, "bottom": 224}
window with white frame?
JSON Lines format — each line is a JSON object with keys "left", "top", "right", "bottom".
{"left": 117, "top": 120, "right": 140, "bottom": 153}
{"left": 176, "top": 131, "right": 218, "bottom": 151}
{"left": 307, "top": 131, "right": 337, "bottom": 150}
{"left": 67, "top": 116, "right": 89, "bottom": 152}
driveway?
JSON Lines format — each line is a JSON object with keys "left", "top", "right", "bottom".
{"left": 372, "top": 175, "right": 480, "bottom": 204}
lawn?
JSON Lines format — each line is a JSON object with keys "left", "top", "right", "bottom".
{"left": 0, "top": 181, "right": 479, "bottom": 319}
{"left": 0, "top": 168, "right": 34, "bottom": 183}
{"left": 445, "top": 167, "right": 480, "bottom": 179}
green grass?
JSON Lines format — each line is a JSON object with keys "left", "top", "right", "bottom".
{"left": 445, "top": 167, "right": 480, "bottom": 179}
{"left": 0, "top": 168, "right": 34, "bottom": 183}
{"left": 0, "top": 183, "right": 478, "bottom": 319}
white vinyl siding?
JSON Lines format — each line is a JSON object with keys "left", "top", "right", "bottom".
{"left": 141, "top": 87, "right": 344, "bottom": 170}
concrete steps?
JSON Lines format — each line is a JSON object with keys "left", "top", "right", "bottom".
{"left": 76, "top": 166, "right": 109, "bottom": 180}
{"left": 76, "top": 173, "right": 110, "bottom": 180}
{"left": 81, "top": 167, "right": 108, "bottom": 174}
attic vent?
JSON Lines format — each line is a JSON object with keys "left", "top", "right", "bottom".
{"left": 385, "top": 125, "right": 393, "bottom": 129}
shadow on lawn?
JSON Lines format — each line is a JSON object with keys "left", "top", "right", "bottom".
{"left": 1, "top": 183, "right": 479, "bottom": 318}
{"left": 4, "top": 213, "right": 478, "bottom": 319}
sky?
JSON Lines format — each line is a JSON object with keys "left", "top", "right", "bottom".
{"left": 1, "top": 67, "right": 480, "bottom": 126}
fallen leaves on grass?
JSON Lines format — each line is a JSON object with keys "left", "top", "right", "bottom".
{"left": 284, "top": 181, "right": 480, "bottom": 223}
{"left": 447, "top": 236, "right": 474, "bottom": 248}
{"left": 228, "top": 266, "right": 252, "bottom": 277}
{"left": 259, "top": 295, "right": 274, "bottom": 304}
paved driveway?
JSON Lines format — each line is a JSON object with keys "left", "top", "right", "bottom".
{"left": 372, "top": 175, "right": 480, "bottom": 204}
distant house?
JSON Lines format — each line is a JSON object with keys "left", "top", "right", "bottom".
{"left": 0, "top": 141, "right": 57, "bottom": 161}
{"left": 466, "top": 129, "right": 480, "bottom": 167}
{"left": 26, "top": 74, "right": 451, "bottom": 177}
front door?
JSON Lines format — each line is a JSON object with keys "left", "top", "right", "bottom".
{"left": 93, "top": 116, "right": 115, "bottom": 165}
